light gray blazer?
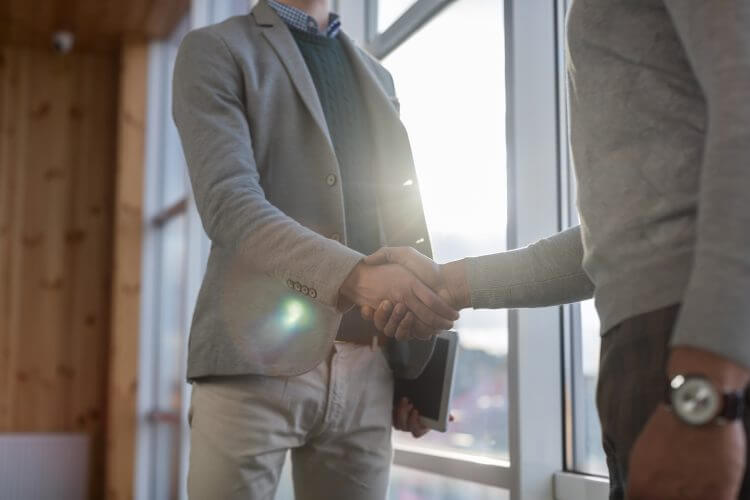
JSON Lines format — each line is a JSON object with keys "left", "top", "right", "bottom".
{"left": 173, "top": 0, "right": 435, "bottom": 379}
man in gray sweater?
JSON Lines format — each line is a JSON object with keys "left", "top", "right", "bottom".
{"left": 365, "top": 1, "right": 750, "bottom": 499}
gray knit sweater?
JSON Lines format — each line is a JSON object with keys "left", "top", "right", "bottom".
{"left": 468, "top": 0, "right": 750, "bottom": 368}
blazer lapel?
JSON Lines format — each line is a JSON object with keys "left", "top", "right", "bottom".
{"left": 338, "top": 33, "right": 405, "bottom": 135}
{"left": 338, "top": 33, "right": 414, "bottom": 181}
{"left": 252, "top": 0, "right": 333, "bottom": 150}
{"left": 338, "top": 34, "right": 432, "bottom": 256}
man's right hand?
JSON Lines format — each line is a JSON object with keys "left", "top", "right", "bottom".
{"left": 339, "top": 262, "right": 459, "bottom": 332}
{"left": 358, "top": 248, "right": 471, "bottom": 339}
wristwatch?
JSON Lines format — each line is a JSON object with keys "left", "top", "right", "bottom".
{"left": 667, "top": 374, "right": 747, "bottom": 426}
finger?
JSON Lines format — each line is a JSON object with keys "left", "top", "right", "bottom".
{"left": 393, "top": 397, "right": 409, "bottom": 429}
{"left": 408, "top": 409, "right": 430, "bottom": 438}
{"left": 395, "top": 312, "right": 415, "bottom": 341}
{"left": 363, "top": 247, "right": 391, "bottom": 266}
{"left": 412, "top": 319, "right": 438, "bottom": 340}
{"left": 398, "top": 398, "right": 411, "bottom": 430}
{"left": 366, "top": 247, "right": 444, "bottom": 290}
{"left": 373, "top": 301, "right": 394, "bottom": 331}
{"left": 392, "top": 406, "right": 403, "bottom": 430}
{"left": 390, "top": 247, "right": 443, "bottom": 288}
{"left": 404, "top": 290, "right": 455, "bottom": 330}
{"left": 412, "top": 280, "right": 459, "bottom": 322}
{"left": 360, "top": 305, "right": 375, "bottom": 321}
{"left": 384, "top": 303, "right": 408, "bottom": 338}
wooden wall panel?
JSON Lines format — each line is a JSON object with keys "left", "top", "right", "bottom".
{"left": 105, "top": 41, "right": 148, "bottom": 500}
{"left": 0, "top": 0, "right": 190, "bottom": 51}
{"left": 0, "top": 46, "right": 118, "bottom": 498}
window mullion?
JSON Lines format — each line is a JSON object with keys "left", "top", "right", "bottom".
{"left": 505, "top": 0, "right": 567, "bottom": 498}
{"left": 367, "top": 0, "right": 458, "bottom": 59}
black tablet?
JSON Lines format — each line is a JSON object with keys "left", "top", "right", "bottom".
{"left": 393, "top": 331, "right": 459, "bottom": 432}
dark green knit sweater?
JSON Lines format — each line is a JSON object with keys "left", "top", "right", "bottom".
{"left": 290, "top": 28, "right": 380, "bottom": 256}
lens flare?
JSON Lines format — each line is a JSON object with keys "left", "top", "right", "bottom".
{"left": 275, "top": 296, "right": 314, "bottom": 337}
{"left": 282, "top": 299, "right": 306, "bottom": 328}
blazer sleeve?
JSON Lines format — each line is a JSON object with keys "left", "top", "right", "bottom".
{"left": 467, "top": 226, "right": 594, "bottom": 309}
{"left": 172, "top": 28, "right": 363, "bottom": 309}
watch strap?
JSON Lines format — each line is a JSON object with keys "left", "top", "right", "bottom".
{"left": 720, "top": 391, "right": 746, "bottom": 421}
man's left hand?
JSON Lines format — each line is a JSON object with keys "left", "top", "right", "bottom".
{"left": 392, "top": 397, "right": 455, "bottom": 438}
{"left": 628, "top": 347, "right": 750, "bottom": 500}
{"left": 393, "top": 397, "right": 430, "bottom": 438}
{"left": 628, "top": 405, "right": 745, "bottom": 500}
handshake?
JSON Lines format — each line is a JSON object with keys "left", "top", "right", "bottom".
{"left": 339, "top": 247, "right": 472, "bottom": 340}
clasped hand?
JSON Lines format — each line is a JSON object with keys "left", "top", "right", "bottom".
{"left": 341, "top": 247, "right": 470, "bottom": 340}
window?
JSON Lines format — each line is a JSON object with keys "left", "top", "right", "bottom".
{"left": 578, "top": 299, "right": 607, "bottom": 476}
{"left": 376, "top": 0, "right": 418, "bottom": 32}
{"left": 137, "top": 15, "right": 192, "bottom": 500}
{"left": 380, "top": 0, "right": 509, "bottom": 462}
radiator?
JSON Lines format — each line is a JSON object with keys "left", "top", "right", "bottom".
{"left": 0, "top": 434, "right": 89, "bottom": 500}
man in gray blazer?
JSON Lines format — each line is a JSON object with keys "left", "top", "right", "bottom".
{"left": 172, "top": 0, "right": 458, "bottom": 498}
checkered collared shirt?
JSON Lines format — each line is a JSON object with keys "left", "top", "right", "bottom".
{"left": 267, "top": 0, "right": 342, "bottom": 38}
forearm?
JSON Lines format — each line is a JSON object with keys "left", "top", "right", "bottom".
{"left": 466, "top": 226, "right": 594, "bottom": 309}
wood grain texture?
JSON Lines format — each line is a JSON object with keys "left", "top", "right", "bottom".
{"left": 0, "top": 0, "right": 190, "bottom": 51}
{"left": 0, "top": 45, "right": 117, "bottom": 498}
{"left": 105, "top": 41, "right": 148, "bottom": 500}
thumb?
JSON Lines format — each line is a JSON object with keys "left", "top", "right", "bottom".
{"left": 363, "top": 247, "right": 390, "bottom": 266}
{"left": 360, "top": 305, "right": 376, "bottom": 321}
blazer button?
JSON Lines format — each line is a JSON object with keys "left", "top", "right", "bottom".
{"left": 301, "top": 285, "right": 309, "bottom": 295}
{"left": 331, "top": 233, "right": 341, "bottom": 242}
{"left": 326, "top": 174, "right": 337, "bottom": 187}
{"left": 309, "top": 288, "right": 317, "bottom": 298}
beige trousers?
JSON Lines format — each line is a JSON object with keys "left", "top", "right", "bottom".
{"left": 187, "top": 343, "right": 394, "bottom": 500}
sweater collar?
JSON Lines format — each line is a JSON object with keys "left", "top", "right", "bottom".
{"left": 266, "top": 0, "right": 342, "bottom": 38}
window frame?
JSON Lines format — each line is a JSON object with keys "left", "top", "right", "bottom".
{"left": 360, "top": 1, "right": 610, "bottom": 498}
{"left": 137, "top": 30, "right": 191, "bottom": 500}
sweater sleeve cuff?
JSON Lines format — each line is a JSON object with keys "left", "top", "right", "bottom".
{"left": 467, "top": 253, "right": 520, "bottom": 309}
{"left": 671, "top": 264, "right": 750, "bottom": 370}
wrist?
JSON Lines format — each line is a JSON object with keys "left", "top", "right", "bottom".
{"left": 668, "top": 346, "right": 750, "bottom": 392}
{"left": 339, "top": 261, "right": 367, "bottom": 307}
{"left": 441, "top": 259, "right": 471, "bottom": 310}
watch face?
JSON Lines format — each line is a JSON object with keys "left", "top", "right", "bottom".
{"left": 671, "top": 376, "right": 721, "bottom": 426}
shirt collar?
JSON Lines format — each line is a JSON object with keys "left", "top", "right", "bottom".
{"left": 267, "top": 0, "right": 342, "bottom": 38}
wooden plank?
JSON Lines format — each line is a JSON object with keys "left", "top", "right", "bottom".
{"left": 13, "top": 48, "right": 76, "bottom": 432}
{"left": 105, "top": 41, "right": 148, "bottom": 500}
{"left": 0, "top": 46, "right": 18, "bottom": 431}
{"left": 68, "top": 50, "right": 118, "bottom": 499}
{"left": 3, "top": 47, "right": 32, "bottom": 433}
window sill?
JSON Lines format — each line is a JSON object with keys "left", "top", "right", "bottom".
{"left": 554, "top": 471, "right": 609, "bottom": 500}
{"left": 393, "top": 444, "right": 511, "bottom": 489}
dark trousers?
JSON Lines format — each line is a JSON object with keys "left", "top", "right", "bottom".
{"left": 597, "top": 304, "right": 750, "bottom": 500}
